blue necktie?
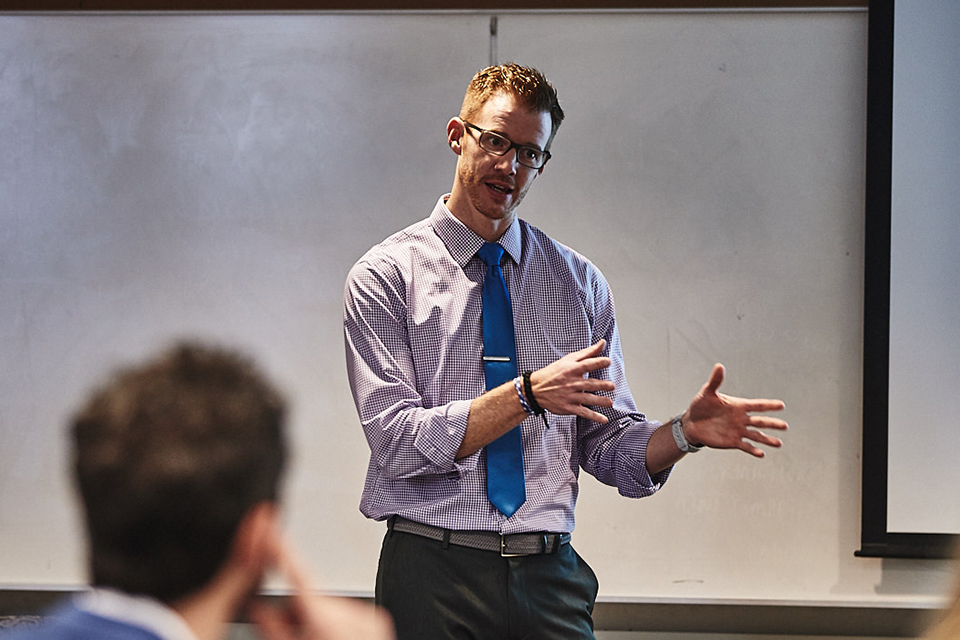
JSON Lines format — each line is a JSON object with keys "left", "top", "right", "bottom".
{"left": 478, "top": 242, "right": 526, "bottom": 517}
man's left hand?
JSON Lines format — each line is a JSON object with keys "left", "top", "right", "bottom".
{"left": 681, "top": 363, "right": 787, "bottom": 458}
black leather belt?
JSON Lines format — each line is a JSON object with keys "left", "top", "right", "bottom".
{"left": 388, "top": 516, "right": 571, "bottom": 557}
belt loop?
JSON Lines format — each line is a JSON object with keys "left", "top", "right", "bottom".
{"left": 441, "top": 529, "right": 451, "bottom": 550}
{"left": 387, "top": 515, "right": 396, "bottom": 536}
{"left": 551, "top": 534, "right": 560, "bottom": 553}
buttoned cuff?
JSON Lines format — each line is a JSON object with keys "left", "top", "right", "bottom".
{"left": 416, "top": 399, "right": 478, "bottom": 473}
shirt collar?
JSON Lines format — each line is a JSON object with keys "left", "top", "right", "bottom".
{"left": 75, "top": 587, "right": 200, "bottom": 640}
{"left": 431, "top": 195, "right": 522, "bottom": 268}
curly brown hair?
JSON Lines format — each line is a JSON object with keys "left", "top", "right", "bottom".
{"left": 460, "top": 63, "right": 565, "bottom": 147}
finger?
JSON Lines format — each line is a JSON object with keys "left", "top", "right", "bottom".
{"left": 748, "top": 415, "right": 789, "bottom": 431}
{"left": 573, "top": 339, "right": 607, "bottom": 360}
{"left": 248, "top": 601, "right": 294, "bottom": 640}
{"left": 272, "top": 534, "right": 312, "bottom": 594}
{"left": 577, "top": 392, "right": 614, "bottom": 408}
{"left": 702, "top": 363, "right": 725, "bottom": 395}
{"left": 743, "top": 429, "right": 784, "bottom": 448}
{"left": 574, "top": 356, "right": 612, "bottom": 375}
{"left": 572, "top": 405, "right": 609, "bottom": 424}
{"left": 270, "top": 536, "right": 322, "bottom": 628}
{"left": 737, "top": 440, "right": 766, "bottom": 458}
{"left": 578, "top": 374, "right": 615, "bottom": 392}
{"left": 736, "top": 398, "right": 786, "bottom": 413}
{"left": 555, "top": 390, "right": 613, "bottom": 413}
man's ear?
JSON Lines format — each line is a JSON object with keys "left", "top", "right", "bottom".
{"left": 232, "top": 502, "right": 281, "bottom": 571}
{"left": 447, "top": 118, "right": 464, "bottom": 155}
{"left": 537, "top": 153, "right": 549, "bottom": 176}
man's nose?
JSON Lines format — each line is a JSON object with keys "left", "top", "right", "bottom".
{"left": 494, "top": 149, "right": 519, "bottom": 174}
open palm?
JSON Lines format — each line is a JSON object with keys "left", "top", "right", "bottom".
{"left": 683, "top": 364, "right": 788, "bottom": 458}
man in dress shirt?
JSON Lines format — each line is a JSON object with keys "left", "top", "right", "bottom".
{"left": 343, "top": 63, "right": 788, "bottom": 639}
{"left": 3, "top": 343, "right": 393, "bottom": 640}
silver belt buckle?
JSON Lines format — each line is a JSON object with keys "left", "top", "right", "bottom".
{"left": 500, "top": 535, "right": 518, "bottom": 557}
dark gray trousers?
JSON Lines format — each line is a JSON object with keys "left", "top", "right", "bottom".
{"left": 375, "top": 527, "right": 599, "bottom": 640}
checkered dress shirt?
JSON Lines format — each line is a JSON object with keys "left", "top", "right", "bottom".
{"left": 343, "top": 196, "right": 669, "bottom": 535}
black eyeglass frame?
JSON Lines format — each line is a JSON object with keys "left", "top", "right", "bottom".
{"left": 461, "top": 120, "right": 552, "bottom": 170}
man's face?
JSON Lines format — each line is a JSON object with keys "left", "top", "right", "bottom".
{"left": 449, "top": 92, "right": 552, "bottom": 231}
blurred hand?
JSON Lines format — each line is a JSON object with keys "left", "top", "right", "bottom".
{"left": 247, "top": 535, "right": 394, "bottom": 640}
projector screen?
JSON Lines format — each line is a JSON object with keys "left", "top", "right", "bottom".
{"left": 860, "top": 0, "right": 960, "bottom": 558}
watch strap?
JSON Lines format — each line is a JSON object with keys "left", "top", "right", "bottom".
{"left": 671, "top": 415, "right": 703, "bottom": 453}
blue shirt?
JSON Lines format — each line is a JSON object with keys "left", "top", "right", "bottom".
{"left": 343, "top": 196, "right": 669, "bottom": 535}
{"left": 1, "top": 589, "right": 196, "bottom": 640}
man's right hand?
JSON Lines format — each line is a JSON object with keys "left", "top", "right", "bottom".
{"left": 528, "top": 339, "right": 614, "bottom": 424}
{"left": 457, "top": 339, "right": 615, "bottom": 459}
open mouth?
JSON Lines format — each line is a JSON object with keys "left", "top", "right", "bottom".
{"left": 487, "top": 182, "right": 513, "bottom": 195}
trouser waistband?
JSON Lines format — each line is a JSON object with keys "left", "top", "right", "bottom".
{"left": 388, "top": 515, "right": 571, "bottom": 557}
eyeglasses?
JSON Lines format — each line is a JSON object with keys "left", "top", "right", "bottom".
{"left": 461, "top": 121, "right": 552, "bottom": 170}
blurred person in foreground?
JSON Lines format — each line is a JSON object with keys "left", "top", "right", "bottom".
{"left": 2, "top": 342, "right": 393, "bottom": 640}
{"left": 925, "top": 543, "right": 960, "bottom": 640}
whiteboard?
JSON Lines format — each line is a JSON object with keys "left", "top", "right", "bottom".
{"left": 2, "top": 9, "right": 950, "bottom": 606}
{"left": 0, "top": 11, "right": 490, "bottom": 593}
